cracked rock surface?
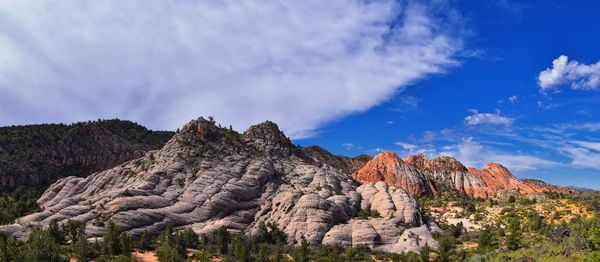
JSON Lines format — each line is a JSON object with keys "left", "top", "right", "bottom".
{"left": 0, "top": 117, "right": 437, "bottom": 253}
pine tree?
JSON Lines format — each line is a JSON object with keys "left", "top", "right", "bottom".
{"left": 216, "top": 227, "right": 230, "bottom": 255}
{"left": 24, "top": 227, "right": 63, "bottom": 262}
{"left": 256, "top": 244, "right": 270, "bottom": 262}
{"left": 156, "top": 245, "right": 186, "bottom": 262}
{"left": 66, "top": 220, "right": 85, "bottom": 243}
{"left": 437, "top": 236, "right": 454, "bottom": 262}
{"left": 136, "top": 230, "right": 152, "bottom": 250}
{"left": 103, "top": 221, "right": 122, "bottom": 256}
{"left": 47, "top": 220, "right": 65, "bottom": 244}
{"left": 230, "top": 234, "right": 249, "bottom": 262}
{"left": 179, "top": 228, "right": 199, "bottom": 249}
{"left": 120, "top": 233, "right": 132, "bottom": 256}
{"left": 419, "top": 242, "right": 430, "bottom": 262}
{"left": 292, "top": 237, "right": 310, "bottom": 262}
{"left": 477, "top": 228, "right": 493, "bottom": 252}
{"left": 273, "top": 242, "right": 285, "bottom": 262}
{"left": 74, "top": 233, "right": 95, "bottom": 262}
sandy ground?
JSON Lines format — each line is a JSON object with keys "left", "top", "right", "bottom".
{"left": 132, "top": 251, "right": 159, "bottom": 262}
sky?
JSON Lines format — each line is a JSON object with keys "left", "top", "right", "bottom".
{"left": 1, "top": 1, "right": 600, "bottom": 188}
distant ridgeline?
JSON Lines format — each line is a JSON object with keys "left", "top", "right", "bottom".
{"left": 0, "top": 119, "right": 174, "bottom": 191}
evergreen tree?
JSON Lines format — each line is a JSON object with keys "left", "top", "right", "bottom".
{"left": 179, "top": 228, "right": 199, "bottom": 249}
{"left": 24, "top": 227, "right": 63, "bottom": 262}
{"left": 66, "top": 220, "right": 85, "bottom": 243}
{"left": 157, "top": 225, "right": 175, "bottom": 247}
{"left": 136, "top": 230, "right": 152, "bottom": 250}
{"left": 103, "top": 221, "right": 122, "bottom": 256}
{"left": 48, "top": 220, "right": 65, "bottom": 244}
{"left": 273, "top": 242, "right": 285, "bottom": 262}
{"left": 292, "top": 237, "right": 310, "bottom": 262}
{"left": 120, "top": 233, "right": 132, "bottom": 256}
{"left": 73, "top": 232, "right": 95, "bottom": 262}
{"left": 230, "top": 234, "right": 250, "bottom": 262}
{"left": 420, "top": 242, "right": 430, "bottom": 262}
{"left": 506, "top": 218, "right": 521, "bottom": 251}
{"left": 477, "top": 228, "right": 493, "bottom": 252}
{"left": 155, "top": 245, "right": 186, "bottom": 262}
{"left": 436, "top": 236, "right": 454, "bottom": 262}
{"left": 216, "top": 226, "right": 231, "bottom": 255}
{"left": 256, "top": 244, "right": 270, "bottom": 262}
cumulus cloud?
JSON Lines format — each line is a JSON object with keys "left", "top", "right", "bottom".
{"left": 0, "top": 0, "right": 463, "bottom": 138}
{"left": 464, "top": 110, "right": 513, "bottom": 126}
{"left": 538, "top": 55, "right": 600, "bottom": 90}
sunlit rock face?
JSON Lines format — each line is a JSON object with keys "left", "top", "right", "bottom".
{"left": 0, "top": 117, "right": 437, "bottom": 253}
{"left": 354, "top": 151, "right": 573, "bottom": 198}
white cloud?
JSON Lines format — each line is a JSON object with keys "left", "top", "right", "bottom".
{"left": 560, "top": 144, "right": 600, "bottom": 170}
{"left": 0, "top": 0, "right": 463, "bottom": 138}
{"left": 571, "top": 141, "right": 600, "bottom": 152}
{"left": 395, "top": 142, "right": 417, "bottom": 150}
{"left": 441, "top": 137, "right": 560, "bottom": 172}
{"left": 342, "top": 143, "right": 356, "bottom": 150}
{"left": 386, "top": 120, "right": 394, "bottom": 125}
{"left": 508, "top": 95, "right": 518, "bottom": 103}
{"left": 538, "top": 55, "right": 600, "bottom": 90}
{"left": 391, "top": 95, "right": 422, "bottom": 112}
{"left": 464, "top": 110, "right": 513, "bottom": 126}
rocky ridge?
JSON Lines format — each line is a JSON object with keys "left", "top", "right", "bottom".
{"left": 353, "top": 151, "right": 574, "bottom": 198}
{"left": 301, "top": 146, "right": 372, "bottom": 174}
{"left": 0, "top": 120, "right": 174, "bottom": 190}
{"left": 0, "top": 118, "right": 437, "bottom": 254}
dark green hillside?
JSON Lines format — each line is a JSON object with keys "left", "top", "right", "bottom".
{"left": 0, "top": 119, "right": 174, "bottom": 190}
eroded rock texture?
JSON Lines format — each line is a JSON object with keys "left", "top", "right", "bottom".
{"left": 0, "top": 118, "right": 436, "bottom": 253}
{"left": 354, "top": 151, "right": 574, "bottom": 198}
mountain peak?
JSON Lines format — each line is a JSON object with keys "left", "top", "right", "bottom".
{"left": 243, "top": 120, "right": 293, "bottom": 154}
{"left": 180, "top": 117, "right": 222, "bottom": 141}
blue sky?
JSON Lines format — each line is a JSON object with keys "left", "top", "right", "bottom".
{"left": 1, "top": 1, "right": 600, "bottom": 188}
{"left": 299, "top": 0, "right": 600, "bottom": 188}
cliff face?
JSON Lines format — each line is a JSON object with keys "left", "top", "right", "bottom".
{"left": 352, "top": 152, "right": 437, "bottom": 197}
{"left": 353, "top": 151, "right": 573, "bottom": 198}
{"left": 0, "top": 120, "right": 174, "bottom": 190}
{"left": 0, "top": 118, "right": 438, "bottom": 254}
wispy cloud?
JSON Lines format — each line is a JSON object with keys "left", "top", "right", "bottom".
{"left": 391, "top": 96, "right": 422, "bottom": 112}
{"left": 464, "top": 110, "right": 513, "bottom": 126}
{"left": 538, "top": 55, "right": 600, "bottom": 90}
{"left": 439, "top": 137, "right": 561, "bottom": 172}
{"left": 342, "top": 143, "right": 356, "bottom": 151}
{"left": 0, "top": 0, "right": 464, "bottom": 138}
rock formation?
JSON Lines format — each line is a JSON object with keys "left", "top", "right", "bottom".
{"left": 354, "top": 151, "right": 573, "bottom": 198}
{"left": 302, "top": 146, "right": 371, "bottom": 174}
{"left": 352, "top": 152, "right": 437, "bottom": 197}
{"left": 0, "top": 118, "right": 436, "bottom": 254}
{"left": 0, "top": 120, "right": 174, "bottom": 190}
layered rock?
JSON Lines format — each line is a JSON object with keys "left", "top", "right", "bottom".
{"left": 0, "top": 118, "right": 436, "bottom": 253}
{"left": 322, "top": 182, "right": 438, "bottom": 253}
{"left": 354, "top": 151, "right": 572, "bottom": 198}
{"left": 352, "top": 152, "right": 437, "bottom": 197}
